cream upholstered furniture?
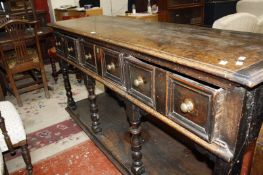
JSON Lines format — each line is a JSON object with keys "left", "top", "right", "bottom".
{"left": 256, "top": 16, "right": 263, "bottom": 33}
{"left": 236, "top": 0, "right": 263, "bottom": 17}
{"left": 212, "top": 0, "right": 263, "bottom": 33}
{"left": 0, "top": 101, "right": 32, "bottom": 175}
{"left": 212, "top": 13, "right": 258, "bottom": 32}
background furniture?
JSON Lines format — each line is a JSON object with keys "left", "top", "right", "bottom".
{"left": 0, "top": 0, "right": 37, "bottom": 21}
{"left": 213, "top": 13, "right": 259, "bottom": 32}
{"left": 0, "top": 0, "right": 50, "bottom": 27}
{"left": 54, "top": 7, "right": 103, "bottom": 21}
{"left": 34, "top": 0, "right": 51, "bottom": 23}
{"left": 0, "top": 20, "right": 50, "bottom": 106}
{"left": 236, "top": 0, "right": 263, "bottom": 17}
{"left": 204, "top": 0, "right": 238, "bottom": 26}
{"left": 0, "top": 101, "right": 32, "bottom": 174}
{"left": 212, "top": 0, "right": 263, "bottom": 33}
{"left": 158, "top": 0, "right": 204, "bottom": 25}
{"left": 117, "top": 13, "right": 158, "bottom": 22}
{"left": 49, "top": 16, "right": 263, "bottom": 175}
{"left": 79, "top": 0, "right": 100, "bottom": 7}
{"left": 127, "top": 0, "right": 158, "bottom": 12}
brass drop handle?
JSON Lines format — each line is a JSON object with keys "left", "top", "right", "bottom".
{"left": 106, "top": 62, "right": 116, "bottom": 71}
{"left": 133, "top": 76, "right": 144, "bottom": 87}
{"left": 180, "top": 99, "right": 194, "bottom": 113}
{"left": 85, "top": 53, "right": 92, "bottom": 60}
{"left": 68, "top": 47, "right": 73, "bottom": 52}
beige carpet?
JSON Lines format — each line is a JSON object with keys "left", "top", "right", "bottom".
{"left": 5, "top": 64, "right": 105, "bottom": 173}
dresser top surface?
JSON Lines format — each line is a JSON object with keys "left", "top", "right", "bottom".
{"left": 49, "top": 16, "right": 263, "bottom": 88}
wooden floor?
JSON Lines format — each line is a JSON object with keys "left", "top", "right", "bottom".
{"left": 67, "top": 93, "right": 213, "bottom": 175}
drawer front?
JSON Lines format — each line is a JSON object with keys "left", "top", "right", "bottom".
{"left": 65, "top": 35, "right": 78, "bottom": 62}
{"left": 125, "top": 56, "right": 155, "bottom": 107}
{"left": 80, "top": 40, "right": 97, "bottom": 72}
{"left": 54, "top": 32, "right": 65, "bottom": 55}
{"left": 102, "top": 48, "right": 124, "bottom": 86}
{"left": 167, "top": 73, "right": 219, "bottom": 141}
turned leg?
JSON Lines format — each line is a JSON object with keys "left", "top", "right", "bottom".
{"left": 75, "top": 69, "right": 83, "bottom": 84}
{"left": 50, "top": 54, "right": 58, "bottom": 82}
{"left": 61, "top": 60, "right": 76, "bottom": 110}
{"left": 21, "top": 144, "right": 33, "bottom": 175}
{"left": 125, "top": 102, "right": 145, "bottom": 175}
{"left": 84, "top": 75, "right": 102, "bottom": 133}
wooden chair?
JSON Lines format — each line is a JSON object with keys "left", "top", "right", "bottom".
{"left": 0, "top": 101, "right": 32, "bottom": 175}
{"left": 0, "top": 19, "right": 50, "bottom": 106}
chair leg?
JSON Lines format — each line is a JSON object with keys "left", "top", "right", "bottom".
{"left": 21, "top": 144, "right": 33, "bottom": 175}
{"left": 8, "top": 73, "right": 22, "bottom": 107}
{"left": 3, "top": 156, "right": 9, "bottom": 175}
{"left": 40, "top": 67, "right": 50, "bottom": 99}
{"left": 0, "top": 112, "right": 15, "bottom": 155}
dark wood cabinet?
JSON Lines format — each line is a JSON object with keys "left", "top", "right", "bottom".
{"left": 158, "top": 0, "right": 204, "bottom": 25}
{"left": 49, "top": 16, "right": 263, "bottom": 175}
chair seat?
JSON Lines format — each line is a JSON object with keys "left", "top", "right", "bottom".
{"left": 0, "top": 101, "right": 26, "bottom": 152}
{"left": 6, "top": 49, "right": 39, "bottom": 69}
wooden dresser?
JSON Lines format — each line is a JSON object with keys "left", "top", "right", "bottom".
{"left": 48, "top": 16, "right": 263, "bottom": 174}
{"left": 54, "top": 8, "right": 103, "bottom": 21}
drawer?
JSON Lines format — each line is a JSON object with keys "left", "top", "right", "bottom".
{"left": 54, "top": 32, "right": 65, "bottom": 56}
{"left": 125, "top": 56, "right": 155, "bottom": 107}
{"left": 80, "top": 40, "right": 97, "bottom": 72}
{"left": 64, "top": 35, "right": 79, "bottom": 63}
{"left": 167, "top": 73, "right": 220, "bottom": 141}
{"left": 102, "top": 48, "right": 124, "bottom": 86}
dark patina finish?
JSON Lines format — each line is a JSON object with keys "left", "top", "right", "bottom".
{"left": 48, "top": 16, "right": 263, "bottom": 174}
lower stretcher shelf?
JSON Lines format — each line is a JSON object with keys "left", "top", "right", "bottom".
{"left": 66, "top": 93, "right": 213, "bottom": 175}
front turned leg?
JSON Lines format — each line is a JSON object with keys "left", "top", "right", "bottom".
{"left": 126, "top": 102, "right": 145, "bottom": 175}
{"left": 61, "top": 60, "right": 77, "bottom": 110}
{"left": 84, "top": 75, "right": 102, "bottom": 133}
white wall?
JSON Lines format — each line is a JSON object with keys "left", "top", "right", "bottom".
{"left": 48, "top": 0, "right": 128, "bottom": 22}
